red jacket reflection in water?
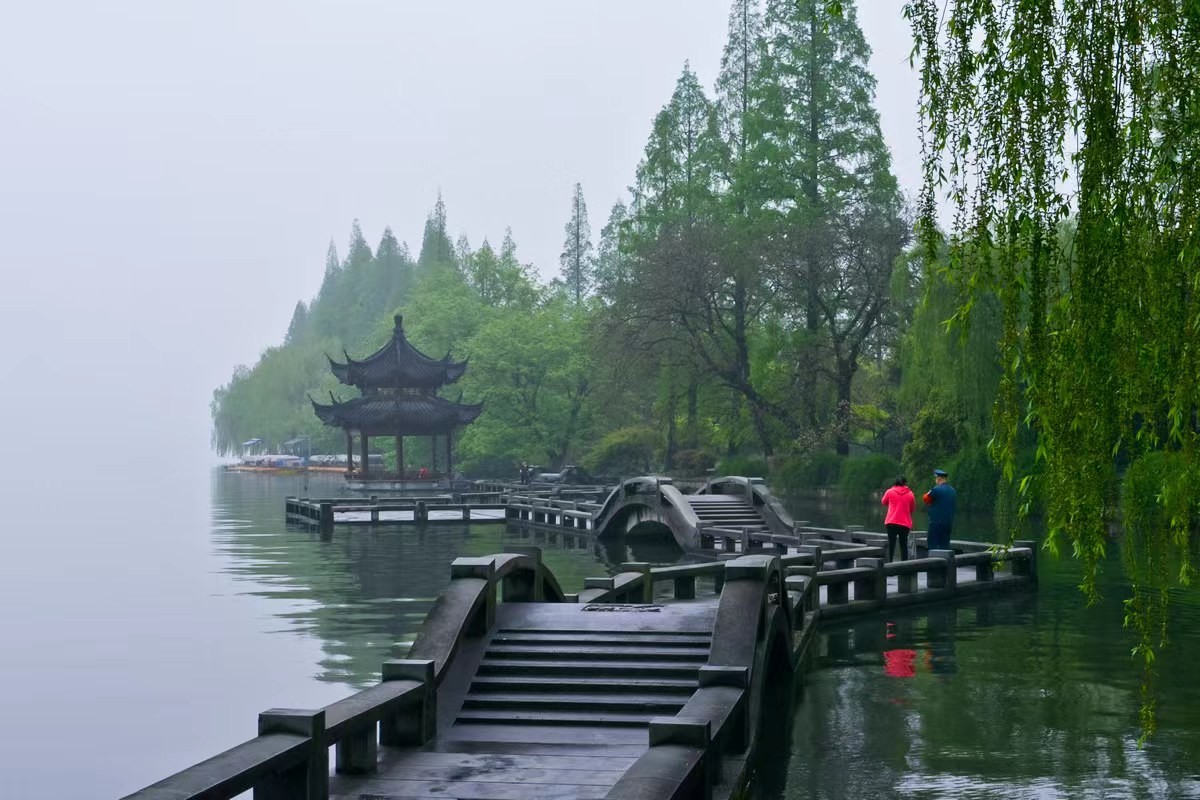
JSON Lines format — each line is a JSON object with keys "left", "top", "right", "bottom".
{"left": 883, "top": 622, "right": 916, "bottom": 677}
{"left": 883, "top": 648, "right": 916, "bottom": 678}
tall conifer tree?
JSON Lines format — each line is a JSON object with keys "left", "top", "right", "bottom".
{"left": 559, "top": 183, "right": 595, "bottom": 303}
{"left": 595, "top": 200, "right": 631, "bottom": 295}
{"left": 745, "top": 0, "right": 906, "bottom": 453}
{"left": 418, "top": 193, "right": 454, "bottom": 268}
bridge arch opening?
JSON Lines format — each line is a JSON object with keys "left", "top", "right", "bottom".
{"left": 625, "top": 519, "right": 675, "bottom": 541}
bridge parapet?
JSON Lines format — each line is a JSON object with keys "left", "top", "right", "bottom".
{"left": 607, "top": 554, "right": 791, "bottom": 800}
{"left": 124, "top": 536, "right": 1039, "bottom": 800}
{"left": 120, "top": 550, "right": 567, "bottom": 800}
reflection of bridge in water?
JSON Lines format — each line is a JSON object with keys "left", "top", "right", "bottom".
{"left": 127, "top": 499, "right": 1038, "bottom": 800}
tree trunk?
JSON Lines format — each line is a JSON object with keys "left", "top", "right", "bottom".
{"left": 663, "top": 383, "right": 678, "bottom": 471}
{"left": 834, "top": 358, "right": 855, "bottom": 456}
{"left": 685, "top": 378, "right": 699, "bottom": 447}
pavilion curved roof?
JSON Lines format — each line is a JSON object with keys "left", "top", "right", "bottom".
{"left": 328, "top": 315, "right": 468, "bottom": 390}
{"left": 311, "top": 392, "right": 483, "bottom": 437}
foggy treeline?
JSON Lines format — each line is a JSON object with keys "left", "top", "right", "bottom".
{"left": 210, "top": 0, "right": 1004, "bottom": 507}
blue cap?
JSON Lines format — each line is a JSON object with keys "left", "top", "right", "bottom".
{"left": 933, "top": 469, "right": 948, "bottom": 477}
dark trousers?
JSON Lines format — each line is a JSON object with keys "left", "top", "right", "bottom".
{"left": 927, "top": 522, "right": 952, "bottom": 552}
{"left": 885, "top": 524, "right": 910, "bottom": 562}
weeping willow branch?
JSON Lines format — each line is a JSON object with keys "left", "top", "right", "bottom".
{"left": 904, "top": 0, "right": 1200, "bottom": 737}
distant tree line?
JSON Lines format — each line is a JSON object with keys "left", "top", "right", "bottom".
{"left": 211, "top": 0, "right": 1003, "bottom": 507}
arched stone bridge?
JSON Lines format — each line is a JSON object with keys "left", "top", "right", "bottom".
{"left": 125, "top": 537, "right": 1039, "bottom": 800}
{"left": 591, "top": 475, "right": 798, "bottom": 551}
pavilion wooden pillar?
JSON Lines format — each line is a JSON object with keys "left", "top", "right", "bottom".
{"left": 360, "top": 433, "right": 370, "bottom": 477}
{"left": 395, "top": 436, "right": 404, "bottom": 479}
{"left": 431, "top": 434, "right": 439, "bottom": 474}
{"left": 345, "top": 430, "right": 354, "bottom": 474}
{"left": 446, "top": 430, "right": 453, "bottom": 477}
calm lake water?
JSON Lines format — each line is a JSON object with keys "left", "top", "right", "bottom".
{"left": 1, "top": 468, "right": 1196, "bottom": 798}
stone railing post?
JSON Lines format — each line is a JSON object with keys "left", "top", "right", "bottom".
{"left": 699, "top": 665, "right": 750, "bottom": 750}
{"left": 504, "top": 547, "right": 544, "bottom": 602}
{"left": 798, "top": 544, "right": 823, "bottom": 572}
{"left": 621, "top": 562, "right": 654, "bottom": 603}
{"left": 451, "top": 557, "right": 496, "bottom": 633}
{"left": 256, "top": 708, "right": 327, "bottom": 800}
{"left": 380, "top": 659, "right": 436, "bottom": 747}
{"left": 826, "top": 575, "right": 849, "bottom": 605}
{"left": 928, "top": 549, "right": 957, "bottom": 591}
{"left": 976, "top": 556, "right": 995, "bottom": 582}
{"left": 1013, "top": 539, "right": 1039, "bottom": 583}
{"left": 857, "top": 557, "right": 886, "bottom": 603}
{"left": 648, "top": 718, "right": 714, "bottom": 800}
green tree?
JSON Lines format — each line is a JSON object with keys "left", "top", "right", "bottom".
{"left": 744, "top": 0, "right": 907, "bottom": 454}
{"left": 457, "top": 297, "right": 595, "bottom": 470}
{"left": 559, "top": 183, "right": 595, "bottom": 303}
{"left": 375, "top": 226, "right": 412, "bottom": 312}
{"left": 284, "top": 301, "right": 309, "bottom": 345}
{"left": 418, "top": 193, "right": 454, "bottom": 269}
{"left": 594, "top": 200, "right": 631, "bottom": 296}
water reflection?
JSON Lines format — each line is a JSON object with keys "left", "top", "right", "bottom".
{"left": 210, "top": 470, "right": 686, "bottom": 687}
{"left": 760, "top": 573, "right": 1200, "bottom": 799}
{"left": 210, "top": 473, "right": 1200, "bottom": 797}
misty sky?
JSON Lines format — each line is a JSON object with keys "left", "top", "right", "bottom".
{"left": 0, "top": 0, "right": 920, "bottom": 465}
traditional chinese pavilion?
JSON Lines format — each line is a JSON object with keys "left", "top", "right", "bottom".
{"left": 311, "top": 315, "right": 482, "bottom": 480}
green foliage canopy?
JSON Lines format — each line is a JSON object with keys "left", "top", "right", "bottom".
{"left": 905, "top": 0, "right": 1200, "bottom": 734}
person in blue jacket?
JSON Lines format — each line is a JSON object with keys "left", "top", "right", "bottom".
{"left": 922, "top": 469, "right": 957, "bottom": 551}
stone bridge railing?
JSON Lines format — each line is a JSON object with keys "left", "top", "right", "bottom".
{"left": 121, "top": 550, "right": 565, "bottom": 800}
{"left": 123, "top": 537, "right": 1038, "bottom": 800}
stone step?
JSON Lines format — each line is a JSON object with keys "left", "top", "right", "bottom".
{"left": 468, "top": 675, "right": 697, "bottom": 694}
{"left": 477, "top": 660, "right": 701, "bottom": 679}
{"left": 461, "top": 693, "right": 687, "bottom": 713}
{"left": 455, "top": 708, "right": 659, "bottom": 727}
{"left": 485, "top": 645, "right": 709, "bottom": 661}
{"left": 490, "top": 633, "right": 712, "bottom": 648}
{"left": 495, "top": 627, "right": 712, "bottom": 638}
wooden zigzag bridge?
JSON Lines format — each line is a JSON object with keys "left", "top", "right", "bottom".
{"left": 127, "top": 476, "right": 1038, "bottom": 800}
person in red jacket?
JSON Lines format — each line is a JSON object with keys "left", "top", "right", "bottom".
{"left": 880, "top": 476, "right": 916, "bottom": 562}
